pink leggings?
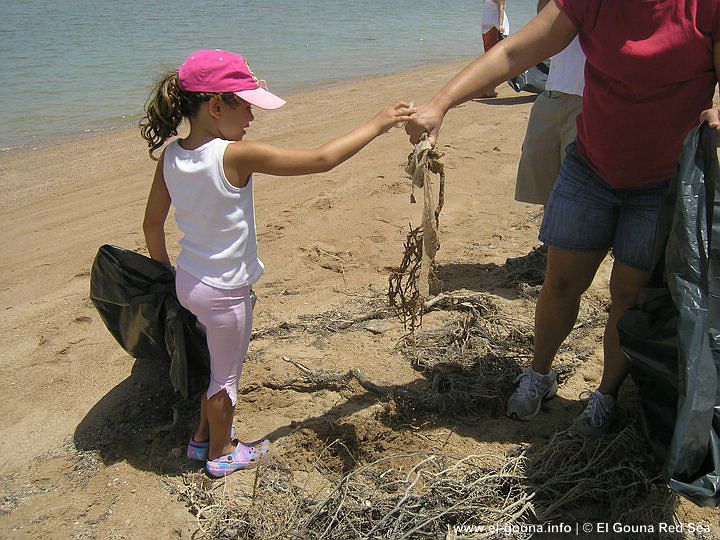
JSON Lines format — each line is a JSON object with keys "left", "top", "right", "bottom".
{"left": 175, "top": 268, "right": 252, "bottom": 406}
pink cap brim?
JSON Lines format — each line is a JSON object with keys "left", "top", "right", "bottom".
{"left": 235, "top": 88, "right": 286, "bottom": 110}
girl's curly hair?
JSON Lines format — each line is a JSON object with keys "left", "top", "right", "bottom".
{"left": 139, "top": 69, "right": 241, "bottom": 159}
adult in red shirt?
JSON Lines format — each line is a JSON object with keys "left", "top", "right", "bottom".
{"left": 407, "top": 0, "right": 720, "bottom": 437}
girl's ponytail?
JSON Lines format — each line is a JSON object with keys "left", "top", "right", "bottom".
{"left": 139, "top": 70, "right": 185, "bottom": 160}
{"left": 139, "top": 68, "right": 241, "bottom": 159}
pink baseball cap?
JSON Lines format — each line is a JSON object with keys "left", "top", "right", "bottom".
{"left": 178, "top": 49, "right": 286, "bottom": 110}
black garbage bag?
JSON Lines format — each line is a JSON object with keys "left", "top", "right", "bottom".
{"left": 495, "top": 33, "right": 549, "bottom": 95}
{"left": 618, "top": 122, "right": 720, "bottom": 507}
{"left": 507, "top": 60, "right": 550, "bottom": 94}
{"left": 89, "top": 245, "right": 210, "bottom": 399}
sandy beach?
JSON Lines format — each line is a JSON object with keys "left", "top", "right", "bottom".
{"left": 1, "top": 60, "right": 718, "bottom": 538}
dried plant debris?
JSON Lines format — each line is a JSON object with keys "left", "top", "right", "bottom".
{"left": 254, "top": 296, "right": 577, "bottom": 424}
{"left": 252, "top": 303, "right": 393, "bottom": 341}
{"left": 388, "top": 138, "right": 447, "bottom": 332}
{"left": 501, "top": 247, "right": 547, "bottom": 288}
{"left": 387, "top": 225, "right": 426, "bottom": 332}
{"left": 171, "top": 283, "right": 687, "bottom": 540}
{"left": 391, "top": 305, "right": 536, "bottom": 419}
{"left": 173, "top": 425, "right": 673, "bottom": 540}
{"left": 298, "top": 307, "right": 394, "bottom": 334}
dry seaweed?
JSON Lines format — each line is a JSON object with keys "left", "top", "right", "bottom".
{"left": 173, "top": 425, "right": 671, "bottom": 540}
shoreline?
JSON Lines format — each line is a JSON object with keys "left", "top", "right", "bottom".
{"left": 0, "top": 56, "right": 477, "bottom": 157}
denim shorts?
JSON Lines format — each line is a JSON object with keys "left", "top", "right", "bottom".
{"left": 539, "top": 143, "right": 670, "bottom": 271}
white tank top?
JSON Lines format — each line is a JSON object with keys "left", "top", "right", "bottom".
{"left": 163, "top": 138, "right": 264, "bottom": 289}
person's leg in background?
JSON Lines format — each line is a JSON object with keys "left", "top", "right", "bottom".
{"left": 507, "top": 91, "right": 565, "bottom": 274}
{"left": 480, "top": 27, "right": 502, "bottom": 97}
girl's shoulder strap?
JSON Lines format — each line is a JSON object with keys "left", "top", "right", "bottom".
{"left": 220, "top": 140, "right": 254, "bottom": 190}
{"left": 215, "top": 138, "right": 233, "bottom": 152}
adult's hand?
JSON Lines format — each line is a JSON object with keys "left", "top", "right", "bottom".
{"left": 405, "top": 101, "right": 446, "bottom": 145}
{"left": 700, "top": 107, "right": 720, "bottom": 130}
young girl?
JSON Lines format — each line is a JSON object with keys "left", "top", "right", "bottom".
{"left": 140, "top": 49, "right": 414, "bottom": 477}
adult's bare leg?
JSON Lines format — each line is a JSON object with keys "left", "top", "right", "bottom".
{"left": 532, "top": 246, "right": 607, "bottom": 374}
{"left": 598, "top": 260, "right": 652, "bottom": 397}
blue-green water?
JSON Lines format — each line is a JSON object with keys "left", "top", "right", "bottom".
{"left": 0, "top": 0, "right": 537, "bottom": 149}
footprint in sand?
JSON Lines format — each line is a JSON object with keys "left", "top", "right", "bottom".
{"left": 301, "top": 242, "right": 357, "bottom": 273}
{"left": 258, "top": 221, "right": 291, "bottom": 241}
{"left": 383, "top": 181, "right": 408, "bottom": 195}
{"left": 309, "top": 197, "right": 333, "bottom": 211}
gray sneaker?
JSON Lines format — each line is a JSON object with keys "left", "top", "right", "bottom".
{"left": 506, "top": 367, "right": 558, "bottom": 420}
{"left": 569, "top": 390, "right": 616, "bottom": 438}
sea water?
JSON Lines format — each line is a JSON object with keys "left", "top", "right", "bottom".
{"left": 0, "top": 0, "right": 537, "bottom": 149}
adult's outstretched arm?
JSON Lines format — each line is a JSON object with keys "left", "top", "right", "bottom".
{"left": 406, "top": 1, "right": 577, "bottom": 144}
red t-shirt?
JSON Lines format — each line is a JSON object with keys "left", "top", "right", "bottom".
{"left": 556, "top": 0, "right": 719, "bottom": 188}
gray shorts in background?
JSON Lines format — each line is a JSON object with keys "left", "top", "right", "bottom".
{"left": 515, "top": 90, "right": 582, "bottom": 205}
{"left": 539, "top": 143, "right": 670, "bottom": 272}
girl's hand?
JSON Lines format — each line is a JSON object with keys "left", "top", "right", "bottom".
{"left": 700, "top": 107, "right": 720, "bottom": 130}
{"left": 373, "top": 102, "right": 416, "bottom": 134}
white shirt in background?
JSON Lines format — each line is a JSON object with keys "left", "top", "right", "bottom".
{"left": 545, "top": 36, "right": 585, "bottom": 96}
{"left": 482, "top": 0, "right": 510, "bottom": 34}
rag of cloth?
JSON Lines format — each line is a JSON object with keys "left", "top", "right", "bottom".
{"left": 405, "top": 134, "right": 445, "bottom": 296}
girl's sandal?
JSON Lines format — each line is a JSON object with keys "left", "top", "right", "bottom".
{"left": 186, "top": 427, "right": 238, "bottom": 461}
{"left": 205, "top": 439, "right": 271, "bottom": 478}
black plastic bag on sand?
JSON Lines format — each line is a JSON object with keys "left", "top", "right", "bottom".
{"left": 90, "top": 245, "right": 210, "bottom": 399}
{"left": 618, "top": 123, "right": 720, "bottom": 507}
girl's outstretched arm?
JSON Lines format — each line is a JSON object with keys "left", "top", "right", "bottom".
{"left": 224, "top": 102, "right": 414, "bottom": 183}
{"left": 143, "top": 157, "right": 172, "bottom": 266}
{"left": 407, "top": 1, "right": 577, "bottom": 144}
